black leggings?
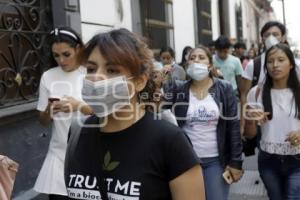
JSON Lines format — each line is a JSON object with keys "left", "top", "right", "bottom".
{"left": 48, "top": 194, "right": 69, "bottom": 200}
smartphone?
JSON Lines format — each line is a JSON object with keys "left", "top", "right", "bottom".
{"left": 222, "top": 170, "right": 233, "bottom": 184}
{"left": 48, "top": 97, "right": 60, "bottom": 103}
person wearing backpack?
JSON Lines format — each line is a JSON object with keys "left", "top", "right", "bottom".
{"left": 244, "top": 44, "right": 300, "bottom": 200}
{"left": 240, "top": 21, "right": 290, "bottom": 156}
{"left": 241, "top": 21, "right": 287, "bottom": 91}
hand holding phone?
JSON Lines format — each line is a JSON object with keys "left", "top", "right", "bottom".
{"left": 222, "top": 170, "right": 233, "bottom": 185}
{"left": 48, "top": 97, "right": 60, "bottom": 103}
{"left": 48, "top": 96, "right": 62, "bottom": 115}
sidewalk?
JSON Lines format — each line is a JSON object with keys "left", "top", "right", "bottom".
{"left": 229, "top": 170, "right": 267, "bottom": 200}
{"left": 229, "top": 153, "right": 268, "bottom": 200}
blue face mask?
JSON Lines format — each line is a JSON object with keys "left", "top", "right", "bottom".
{"left": 186, "top": 63, "right": 209, "bottom": 81}
{"left": 82, "top": 76, "right": 133, "bottom": 117}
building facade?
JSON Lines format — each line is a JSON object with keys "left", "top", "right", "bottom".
{"left": 77, "top": 0, "right": 274, "bottom": 61}
{"left": 0, "top": 0, "right": 274, "bottom": 198}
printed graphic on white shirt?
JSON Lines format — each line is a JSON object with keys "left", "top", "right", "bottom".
{"left": 186, "top": 94, "right": 219, "bottom": 127}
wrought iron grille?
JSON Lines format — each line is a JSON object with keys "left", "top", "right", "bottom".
{"left": 0, "top": 0, "right": 53, "bottom": 108}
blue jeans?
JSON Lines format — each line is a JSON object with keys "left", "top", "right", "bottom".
{"left": 258, "top": 150, "right": 300, "bottom": 200}
{"left": 199, "top": 157, "right": 229, "bottom": 200}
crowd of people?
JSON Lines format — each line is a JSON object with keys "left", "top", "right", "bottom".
{"left": 32, "top": 20, "right": 300, "bottom": 200}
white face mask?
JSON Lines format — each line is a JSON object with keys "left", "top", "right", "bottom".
{"left": 265, "top": 35, "right": 280, "bottom": 50}
{"left": 82, "top": 76, "right": 132, "bottom": 117}
{"left": 186, "top": 63, "right": 209, "bottom": 81}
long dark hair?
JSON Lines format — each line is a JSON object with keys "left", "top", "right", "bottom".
{"left": 159, "top": 46, "right": 175, "bottom": 58}
{"left": 179, "top": 46, "right": 192, "bottom": 67}
{"left": 262, "top": 43, "right": 300, "bottom": 120}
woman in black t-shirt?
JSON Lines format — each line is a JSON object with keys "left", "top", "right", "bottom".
{"left": 65, "top": 28, "right": 205, "bottom": 200}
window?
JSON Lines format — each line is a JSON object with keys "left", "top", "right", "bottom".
{"left": 196, "top": 0, "right": 212, "bottom": 45}
{"left": 236, "top": 3, "right": 243, "bottom": 41}
{"left": 0, "top": 0, "right": 53, "bottom": 108}
{"left": 140, "top": 0, "right": 174, "bottom": 56}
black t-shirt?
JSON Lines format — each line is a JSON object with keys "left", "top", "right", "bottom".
{"left": 65, "top": 112, "right": 199, "bottom": 200}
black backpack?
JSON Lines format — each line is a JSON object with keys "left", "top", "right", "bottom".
{"left": 243, "top": 55, "right": 262, "bottom": 157}
{"left": 252, "top": 55, "right": 261, "bottom": 87}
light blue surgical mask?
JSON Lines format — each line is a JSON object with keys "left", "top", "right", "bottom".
{"left": 186, "top": 63, "right": 209, "bottom": 81}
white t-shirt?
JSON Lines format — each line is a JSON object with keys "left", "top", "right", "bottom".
{"left": 37, "top": 66, "right": 86, "bottom": 111}
{"left": 247, "top": 86, "right": 300, "bottom": 155}
{"left": 37, "top": 66, "right": 86, "bottom": 155}
{"left": 182, "top": 92, "right": 220, "bottom": 158}
{"left": 35, "top": 66, "right": 86, "bottom": 195}
{"left": 243, "top": 53, "right": 300, "bottom": 85}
